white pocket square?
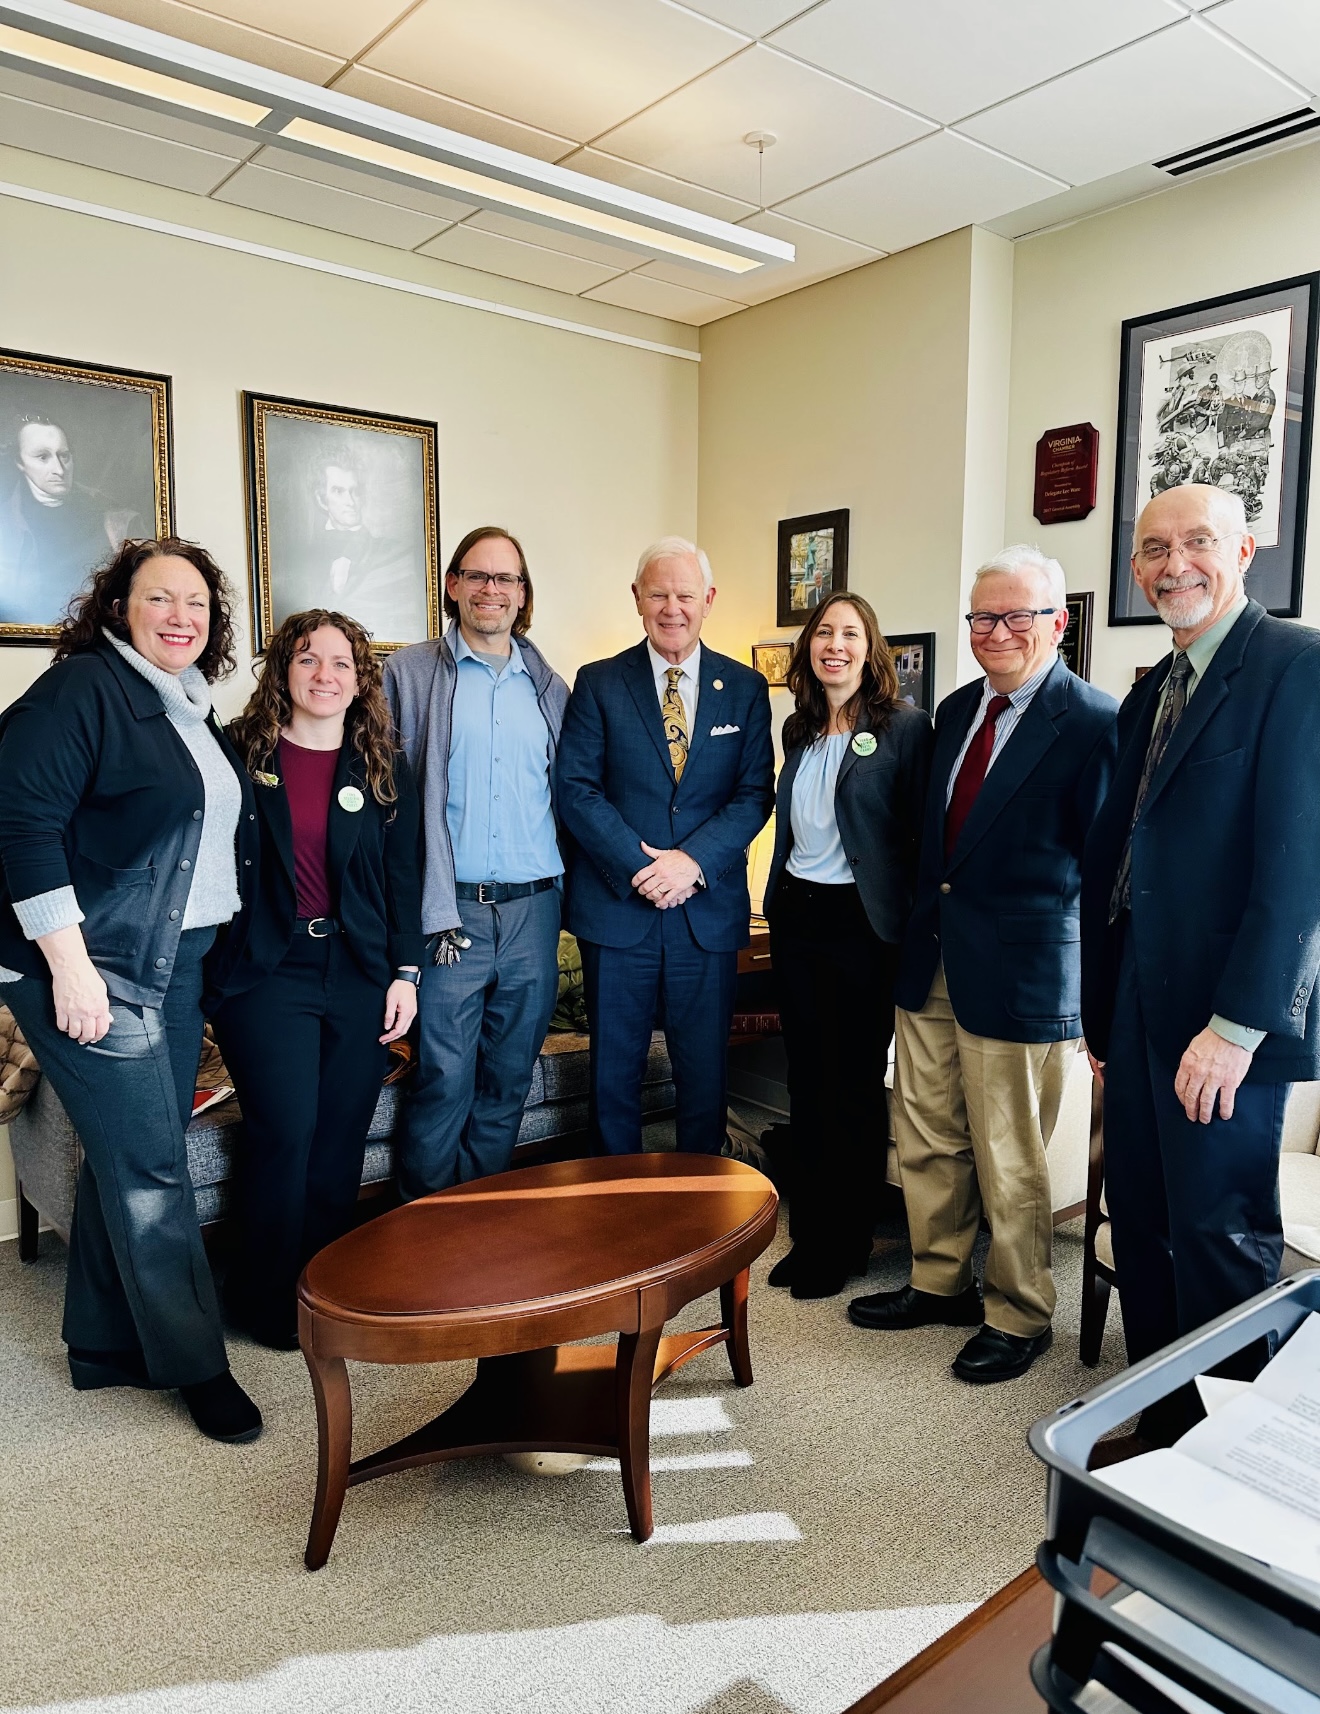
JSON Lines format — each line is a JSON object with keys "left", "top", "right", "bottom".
{"left": 710, "top": 723, "right": 740, "bottom": 736}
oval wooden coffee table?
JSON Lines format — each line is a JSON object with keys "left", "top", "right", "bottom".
{"left": 297, "top": 1153, "right": 778, "bottom": 1568}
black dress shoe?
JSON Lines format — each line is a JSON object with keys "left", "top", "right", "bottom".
{"left": 790, "top": 1262, "right": 852, "bottom": 1300}
{"left": 68, "top": 1347, "right": 152, "bottom": 1391}
{"left": 180, "top": 1371, "right": 263, "bottom": 1443}
{"left": 848, "top": 1281, "right": 984, "bottom": 1330}
{"left": 766, "top": 1250, "right": 797, "bottom": 1288}
{"left": 952, "top": 1323, "right": 1052, "bottom": 1384}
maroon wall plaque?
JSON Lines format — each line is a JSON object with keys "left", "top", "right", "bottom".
{"left": 1033, "top": 422, "right": 1099, "bottom": 525}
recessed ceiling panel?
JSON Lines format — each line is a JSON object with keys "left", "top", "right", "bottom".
{"left": 331, "top": 66, "right": 576, "bottom": 163}
{"left": 73, "top": 0, "right": 342, "bottom": 83}
{"left": 361, "top": 0, "right": 747, "bottom": 143}
{"left": 769, "top": 0, "right": 1180, "bottom": 125}
{"left": 583, "top": 269, "right": 742, "bottom": 324}
{"left": 677, "top": 0, "right": 822, "bottom": 35}
{"left": 594, "top": 43, "right": 934, "bottom": 205}
{"left": 0, "top": 88, "right": 239, "bottom": 192}
{"left": 213, "top": 160, "right": 451, "bottom": 248}
{"left": 466, "top": 207, "right": 650, "bottom": 267}
{"left": 1209, "top": 0, "right": 1320, "bottom": 96}
{"left": 418, "top": 223, "right": 627, "bottom": 294}
{"left": 776, "top": 129, "right": 1064, "bottom": 252}
{"left": 960, "top": 18, "right": 1303, "bottom": 182}
{"left": 145, "top": 0, "right": 406, "bottom": 58}
{"left": 730, "top": 209, "right": 884, "bottom": 301}
{"left": 561, "top": 147, "right": 758, "bottom": 221}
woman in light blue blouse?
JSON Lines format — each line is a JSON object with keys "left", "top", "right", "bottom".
{"left": 761, "top": 592, "right": 933, "bottom": 1299}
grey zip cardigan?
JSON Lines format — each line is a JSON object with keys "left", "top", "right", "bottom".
{"left": 382, "top": 626, "right": 570, "bottom": 934}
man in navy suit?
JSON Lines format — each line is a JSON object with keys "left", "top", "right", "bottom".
{"left": 557, "top": 537, "right": 774, "bottom": 1155}
{"left": 850, "top": 546, "right": 1117, "bottom": 1384}
{"left": 1083, "top": 484, "right": 1320, "bottom": 1461}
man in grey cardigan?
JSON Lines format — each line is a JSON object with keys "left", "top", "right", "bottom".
{"left": 383, "top": 526, "right": 569, "bottom": 1193}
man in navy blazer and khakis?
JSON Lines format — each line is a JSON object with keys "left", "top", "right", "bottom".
{"left": 850, "top": 546, "right": 1117, "bottom": 1385}
{"left": 557, "top": 537, "right": 774, "bottom": 1156}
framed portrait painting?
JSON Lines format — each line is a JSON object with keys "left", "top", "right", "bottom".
{"left": 0, "top": 347, "right": 172, "bottom": 644}
{"left": 1060, "top": 592, "right": 1094, "bottom": 681}
{"left": 886, "top": 631, "right": 935, "bottom": 715}
{"left": 244, "top": 392, "right": 439, "bottom": 653}
{"left": 776, "top": 508, "right": 849, "bottom": 627}
{"left": 1110, "top": 273, "right": 1318, "bottom": 624}
{"left": 751, "top": 641, "right": 793, "bottom": 687}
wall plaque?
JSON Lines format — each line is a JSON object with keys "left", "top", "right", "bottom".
{"left": 1033, "top": 422, "right": 1099, "bottom": 525}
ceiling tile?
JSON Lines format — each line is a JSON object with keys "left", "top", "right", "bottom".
{"left": 331, "top": 66, "right": 576, "bottom": 163}
{"left": 593, "top": 43, "right": 934, "bottom": 204}
{"left": 417, "top": 223, "right": 626, "bottom": 294}
{"left": 775, "top": 129, "right": 1064, "bottom": 252}
{"left": 212, "top": 161, "right": 452, "bottom": 248}
{"left": 465, "top": 208, "right": 648, "bottom": 268}
{"left": 560, "top": 147, "right": 758, "bottom": 221}
{"left": 0, "top": 60, "right": 255, "bottom": 154}
{"left": 730, "top": 209, "right": 883, "bottom": 300}
{"left": 768, "top": 0, "right": 1180, "bottom": 124}
{"left": 1208, "top": 0, "right": 1320, "bottom": 95}
{"left": 584, "top": 270, "right": 741, "bottom": 323}
{"left": 153, "top": 0, "right": 406, "bottom": 59}
{"left": 251, "top": 143, "right": 477, "bottom": 221}
{"left": 676, "top": 0, "right": 822, "bottom": 34}
{"left": 979, "top": 162, "right": 1170, "bottom": 239}
{"left": 960, "top": 17, "right": 1303, "bottom": 182}
{"left": 362, "top": 0, "right": 747, "bottom": 143}
{"left": 0, "top": 88, "right": 238, "bottom": 192}
{"left": 635, "top": 258, "right": 752, "bottom": 301}
{"left": 71, "top": 0, "right": 342, "bottom": 84}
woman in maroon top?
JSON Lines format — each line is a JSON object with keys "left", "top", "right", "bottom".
{"left": 209, "top": 610, "right": 423, "bottom": 1348}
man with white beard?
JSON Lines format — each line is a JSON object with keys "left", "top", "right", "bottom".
{"left": 1081, "top": 483, "right": 1320, "bottom": 1462}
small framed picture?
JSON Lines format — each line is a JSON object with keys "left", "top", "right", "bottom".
{"left": 243, "top": 391, "right": 440, "bottom": 653}
{"left": 751, "top": 641, "right": 793, "bottom": 687}
{"left": 1060, "top": 592, "right": 1094, "bottom": 681}
{"left": 0, "top": 346, "right": 172, "bottom": 643}
{"left": 776, "top": 507, "right": 849, "bottom": 628}
{"left": 1111, "top": 273, "right": 1318, "bottom": 625}
{"left": 886, "top": 631, "right": 935, "bottom": 715}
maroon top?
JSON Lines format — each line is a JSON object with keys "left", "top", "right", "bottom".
{"left": 278, "top": 736, "right": 337, "bottom": 920}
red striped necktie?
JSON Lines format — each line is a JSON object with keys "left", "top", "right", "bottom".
{"left": 944, "top": 694, "right": 1011, "bottom": 860}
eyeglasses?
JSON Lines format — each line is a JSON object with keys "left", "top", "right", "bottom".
{"left": 455, "top": 570, "right": 524, "bottom": 589}
{"left": 1135, "top": 532, "right": 1239, "bottom": 568}
{"left": 965, "top": 608, "right": 1058, "bottom": 636}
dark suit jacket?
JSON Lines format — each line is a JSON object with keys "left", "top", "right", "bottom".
{"left": 762, "top": 703, "right": 933, "bottom": 943}
{"left": 556, "top": 641, "right": 774, "bottom": 952}
{"left": 896, "top": 656, "right": 1118, "bottom": 1042}
{"left": 1081, "top": 601, "right": 1320, "bottom": 1081}
{"left": 212, "top": 735, "right": 424, "bottom": 1000}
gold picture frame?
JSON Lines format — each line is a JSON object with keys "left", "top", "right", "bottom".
{"left": 0, "top": 346, "right": 172, "bottom": 645}
{"left": 751, "top": 641, "right": 793, "bottom": 687}
{"left": 243, "top": 391, "right": 440, "bottom": 654}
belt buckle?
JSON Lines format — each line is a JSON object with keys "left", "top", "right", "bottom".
{"left": 476, "top": 883, "right": 494, "bottom": 904}
{"left": 307, "top": 916, "right": 332, "bottom": 938}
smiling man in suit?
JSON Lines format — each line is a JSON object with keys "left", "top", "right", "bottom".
{"left": 849, "top": 546, "right": 1117, "bottom": 1384}
{"left": 1083, "top": 485, "right": 1320, "bottom": 1460}
{"left": 557, "top": 537, "right": 774, "bottom": 1156}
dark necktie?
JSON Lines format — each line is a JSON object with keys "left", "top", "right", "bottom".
{"left": 1109, "top": 651, "right": 1194, "bottom": 921}
{"left": 945, "top": 694, "right": 1012, "bottom": 860}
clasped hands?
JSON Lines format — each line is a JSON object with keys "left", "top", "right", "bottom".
{"left": 632, "top": 842, "right": 700, "bottom": 910}
{"left": 1088, "top": 1024, "right": 1253, "bottom": 1124}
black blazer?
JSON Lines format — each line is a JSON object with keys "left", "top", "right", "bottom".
{"left": 1082, "top": 601, "right": 1320, "bottom": 1082}
{"left": 212, "top": 733, "right": 425, "bottom": 1000}
{"left": 896, "top": 657, "right": 1118, "bottom": 1043}
{"left": 762, "top": 703, "right": 933, "bottom": 943}
{"left": 0, "top": 640, "right": 258, "bottom": 1006}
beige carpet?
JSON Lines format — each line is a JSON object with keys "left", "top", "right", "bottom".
{"left": 0, "top": 1184, "right": 1127, "bottom": 1714}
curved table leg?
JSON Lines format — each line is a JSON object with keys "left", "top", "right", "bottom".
{"left": 721, "top": 1267, "right": 754, "bottom": 1387}
{"left": 304, "top": 1347, "right": 352, "bottom": 1571}
{"left": 615, "top": 1325, "right": 663, "bottom": 1543}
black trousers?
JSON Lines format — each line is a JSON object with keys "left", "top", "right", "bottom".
{"left": 769, "top": 874, "right": 900, "bottom": 1266}
{"left": 210, "top": 934, "right": 389, "bottom": 1339}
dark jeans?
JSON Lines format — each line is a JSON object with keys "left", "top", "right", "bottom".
{"left": 769, "top": 874, "right": 899, "bottom": 1266}
{"left": 4, "top": 928, "right": 227, "bottom": 1387}
{"left": 581, "top": 910, "right": 738, "bottom": 1156}
{"left": 210, "top": 933, "right": 389, "bottom": 1339}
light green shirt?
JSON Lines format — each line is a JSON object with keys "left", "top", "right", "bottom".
{"left": 1155, "top": 594, "right": 1260, "bottom": 1050}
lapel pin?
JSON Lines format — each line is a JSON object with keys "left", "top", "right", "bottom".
{"left": 712, "top": 678, "right": 723, "bottom": 690}
{"left": 851, "top": 732, "right": 878, "bottom": 756}
{"left": 254, "top": 770, "right": 280, "bottom": 788}
{"left": 338, "top": 785, "right": 365, "bottom": 813}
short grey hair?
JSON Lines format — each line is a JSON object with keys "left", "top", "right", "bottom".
{"left": 634, "top": 536, "right": 713, "bottom": 591}
{"left": 971, "top": 544, "right": 1067, "bottom": 610}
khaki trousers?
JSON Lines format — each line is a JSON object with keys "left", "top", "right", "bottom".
{"left": 893, "top": 964, "right": 1071, "bottom": 1337}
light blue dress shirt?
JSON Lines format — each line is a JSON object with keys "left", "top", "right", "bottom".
{"left": 786, "top": 732, "right": 853, "bottom": 885}
{"left": 447, "top": 630, "right": 561, "bottom": 885}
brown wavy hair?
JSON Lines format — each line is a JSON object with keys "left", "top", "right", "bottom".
{"left": 782, "top": 590, "right": 901, "bottom": 752}
{"left": 230, "top": 610, "right": 400, "bottom": 805}
{"left": 54, "top": 537, "right": 237, "bottom": 682}
{"left": 442, "top": 525, "right": 533, "bottom": 636}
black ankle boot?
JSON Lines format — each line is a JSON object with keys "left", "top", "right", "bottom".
{"left": 180, "top": 1371, "right": 263, "bottom": 1443}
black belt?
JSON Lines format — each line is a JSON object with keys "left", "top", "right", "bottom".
{"left": 455, "top": 878, "right": 556, "bottom": 904}
{"left": 294, "top": 916, "right": 341, "bottom": 937}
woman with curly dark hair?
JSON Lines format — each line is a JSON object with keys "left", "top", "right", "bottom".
{"left": 210, "top": 610, "right": 423, "bottom": 1348}
{"left": 0, "top": 538, "right": 263, "bottom": 1442}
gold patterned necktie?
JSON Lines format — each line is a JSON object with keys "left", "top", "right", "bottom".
{"left": 662, "top": 666, "right": 689, "bottom": 782}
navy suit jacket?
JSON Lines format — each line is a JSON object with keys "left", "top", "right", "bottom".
{"left": 896, "top": 656, "right": 1118, "bottom": 1042}
{"left": 1081, "top": 601, "right": 1320, "bottom": 1082}
{"left": 557, "top": 641, "right": 774, "bottom": 952}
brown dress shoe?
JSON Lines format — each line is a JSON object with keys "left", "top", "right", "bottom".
{"left": 1086, "top": 1432, "right": 1154, "bottom": 1471}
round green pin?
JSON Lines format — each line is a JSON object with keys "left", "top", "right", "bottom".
{"left": 851, "top": 732, "right": 878, "bottom": 757}
{"left": 338, "top": 785, "right": 365, "bottom": 813}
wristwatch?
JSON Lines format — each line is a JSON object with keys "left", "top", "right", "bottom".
{"left": 394, "top": 968, "right": 422, "bottom": 986}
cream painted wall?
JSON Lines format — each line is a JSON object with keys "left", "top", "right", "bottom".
{"left": 0, "top": 148, "right": 702, "bottom": 1238}
{"left": 1004, "top": 137, "right": 1320, "bottom": 701}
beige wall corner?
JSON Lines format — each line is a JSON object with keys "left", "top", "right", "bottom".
{"left": 957, "top": 228, "right": 1016, "bottom": 685}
